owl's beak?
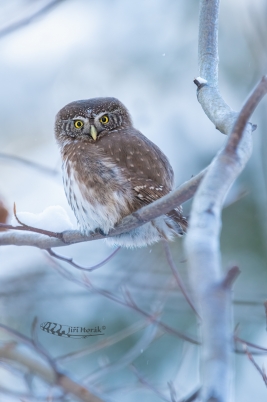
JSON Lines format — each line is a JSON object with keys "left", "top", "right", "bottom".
{"left": 90, "top": 125, "right": 97, "bottom": 141}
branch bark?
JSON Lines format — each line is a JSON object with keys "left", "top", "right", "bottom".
{"left": 185, "top": 1, "right": 267, "bottom": 401}
{"left": 0, "top": 166, "right": 208, "bottom": 249}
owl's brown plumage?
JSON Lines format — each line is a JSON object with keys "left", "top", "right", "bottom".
{"left": 55, "top": 97, "right": 187, "bottom": 248}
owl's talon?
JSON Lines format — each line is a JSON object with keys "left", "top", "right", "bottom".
{"left": 95, "top": 228, "right": 108, "bottom": 237}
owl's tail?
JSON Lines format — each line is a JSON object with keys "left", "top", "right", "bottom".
{"left": 166, "top": 208, "right": 188, "bottom": 235}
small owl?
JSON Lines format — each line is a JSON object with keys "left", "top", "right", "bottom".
{"left": 55, "top": 97, "right": 187, "bottom": 248}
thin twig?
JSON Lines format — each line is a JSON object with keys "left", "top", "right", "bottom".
{"left": 242, "top": 344, "right": 267, "bottom": 387}
{"left": 225, "top": 75, "right": 267, "bottom": 153}
{"left": 56, "top": 319, "right": 152, "bottom": 363}
{"left": 0, "top": 153, "right": 59, "bottom": 176}
{"left": 46, "top": 247, "right": 120, "bottom": 271}
{"left": 83, "top": 321, "right": 161, "bottom": 385}
{"left": 0, "top": 342, "right": 105, "bottom": 402}
{"left": 163, "top": 241, "right": 199, "bottom": 318}
{"left": 167, "top": 381, "right": 177, "bottom": 402}
{"left": 47, "top": 255, "right": 200, "bottom": 345}
{"left": 130, "top": 364, "right": 170, "bottom": 402}
{"left": 235, "top": 336, "right": 267, "bottom": 353}
{"left": 0, "top": 0, "right": 66, "bottom": 39}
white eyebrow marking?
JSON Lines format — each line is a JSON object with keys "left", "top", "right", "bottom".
{"left": 72, "top": 116, "right": 87, "bottom": 121}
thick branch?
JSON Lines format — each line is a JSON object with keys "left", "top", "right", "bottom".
{"left": 197, "top": 0, "right": 237, "bottom": 135}
{"left": 186, "top": 0, "right": 267, "bottom": 401}
{"left": 0, "top": 166, "right": 207, "bottom": 248}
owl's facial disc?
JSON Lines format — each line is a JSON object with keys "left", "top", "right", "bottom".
{"left": 71, "top": 115, "right": 99, "bottom": 141}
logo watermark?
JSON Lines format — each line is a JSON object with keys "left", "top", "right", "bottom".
{"left": 40, "top": 322, "right": 106, "bottom": 339}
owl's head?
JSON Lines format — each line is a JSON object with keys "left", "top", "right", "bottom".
{"left": 55, "top": 97, "right": 132, "bottom": 145}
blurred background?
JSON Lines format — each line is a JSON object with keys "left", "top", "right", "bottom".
{"left": 0, "top": 0, "right": 267, "bottom": 400}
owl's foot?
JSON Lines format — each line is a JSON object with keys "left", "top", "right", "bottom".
{"left": 94, "top": 227, "right": 109, "bottom": 237}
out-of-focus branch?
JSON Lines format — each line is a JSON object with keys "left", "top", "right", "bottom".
{"left": 189, "top": 76, "right": 267, "bottom": 402}
{"left": 0, "top": 341, "right": 105, "bottom": 402}
{"left": 47, "top": 247, "right": 120, "bottom": 271}
{"left": 83, "top": 323, "right": 160, "bottom": 385}
{"left": 242, "top": 344, "right": 267, "bottom": 387}
{"left": 0, "top": 153, "right": 59, "bottom": 176}
{"left": 56, "top": 319, "right": 153, "bottom": 363}
{"left": 0, "top": 0, "right": 66, "bottom": 39}
{"left": 0, "top": 166, "right": 208, "bottom": 248}
{"left": 163, "top": 241, "right": 199, "bottom": 317}
{"left": 185, "top": 1, "right": 267, "bottom": 401}
{"left": 130, "top": 364, "right": 170, "bottom": 402}
{"left": 48, "top": 256, "right": 199, "bottom": 345}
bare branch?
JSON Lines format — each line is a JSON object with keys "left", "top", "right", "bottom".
{"left": 56, "top": 319, "right": 153, "bottom": 363}
{"left": 167, "top": 381, "right": 178, "bottom": 402}
{"left": 0, "top": 153, "right": 59, "bottom": 176}
{"left": 185, "top": 0, "right": 267, "bottom": 401}
{"left": 242, "top": 344, "right": 267, "bottom": 387}
{"left": 163, "top": 241, "right": 199, "bottom": 317}
{"left": 130, "top": 364, "right": 170, "bottom": 402}
{"left": 0, "top": 0, "right": 66, "bottom": 39}
{"left": 225, "top": 75, "right": 267, "bottom": 153}
{"left": 46, "top": 247, "right": 120, "bottom": 271}
{"left": 222, "top": 266, "right": 241, "bottom": 289}
{"left": 235, "top": 337, "right": 267, "bottom": 353}
{"left": 83, "top": 323, "right": 161, "bottom": 385}
{"left": 187, "top": 78, "right": 267, "bottom": 402}
{"left": 0, "top": 166, "right": 208, "bottom": 248}
{"left": 48, "top": 256, "right": 200, "bottom": 345}
{"left": 264, "top": 300, "right": 267, "bottom": 330}
{"left": 0, "top": 337, "right": 105, "bottom": 402}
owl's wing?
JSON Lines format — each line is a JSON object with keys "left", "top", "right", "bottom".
{"left": 100, "top": 128, "right": 187, "bottom": 232}
{"left": 131, "top": 178, "right": 187, "bottom": 234}
{"left": 104, "top": 128, "right": 174, "bottom": 189}
{"left": 131, "top": 178, "right": 169, "bottom": 206}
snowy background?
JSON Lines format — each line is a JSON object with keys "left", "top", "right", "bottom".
{"left": 0, "top": 0, "right": 267, "bottom": 400}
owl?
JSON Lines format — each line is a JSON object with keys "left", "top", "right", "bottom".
{"left": 55, "top": 97, "right": 187, "bottom": 248}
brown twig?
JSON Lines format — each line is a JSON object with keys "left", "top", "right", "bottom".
{"left": 235, "top": 336, "right": 267, "bottom": 353}
{"left": 163, "top": 241, "right": 199, "bottom": 318}
{"left": 242, "top": 344, "right": 267, "bottom": 387}
{"left": 46, "top": 247, "right": 120, "bottom": 271}
{"left": 0, "top": 342, "right": 104, "bottom": 402}
{"left": 225, "top": 75, "right": 267, "bottom": 154}
{"left": 222, "top": 265, "right": 241, "bottom": 289}
{"left": 47, "top": 255, "right": 200, "bottom": 345}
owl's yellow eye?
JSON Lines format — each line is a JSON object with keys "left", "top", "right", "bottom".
{"left": 100, "top": 115, "right": 109, "bottom": 125}
{"left": 74, "top": 120, "right": 84, "bottom": 129}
